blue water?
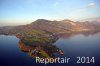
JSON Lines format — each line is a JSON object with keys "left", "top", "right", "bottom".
{"left": 0, "top": 35, "right": 41, "bottom": 66}
{"left": 54, "top": 32, "right": 100, "bottom": 66}
{"left": 0, "top": 31, "right": 100, "bottom": 66}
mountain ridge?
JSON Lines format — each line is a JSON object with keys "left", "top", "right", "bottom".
{"left": 0, "top": 19, "right": 100, "bottom": 35}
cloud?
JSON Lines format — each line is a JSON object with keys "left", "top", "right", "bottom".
{"left": 89, "top": 3, "right": 95, "bottom": 6}
{"left": 88, "top": 2, "right": 95, "bottom": 7}
{"left": 77, "top": 2, "right": 95, "bottom": 12}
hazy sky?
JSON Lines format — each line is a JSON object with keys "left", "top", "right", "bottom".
{"left": 0, "top": 0, "right": 100, "bottom": 26}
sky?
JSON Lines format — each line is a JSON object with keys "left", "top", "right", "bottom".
{"left": 0, "top": 0, "right": 100, "bottom": 26}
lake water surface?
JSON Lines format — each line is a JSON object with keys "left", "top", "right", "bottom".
{"left": 0, "top": 31, "right": 100, "bottom": 66}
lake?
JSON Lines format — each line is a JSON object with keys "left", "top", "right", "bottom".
{"left": 0, "top": 31, "right": 100, "bottom": 66}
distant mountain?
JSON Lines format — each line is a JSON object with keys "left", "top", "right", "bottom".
{"left": 0, "top": 19, "right": 100, "bottom": 35}
{"left": 81, "top": 17, "right": 100, "bottom": 26}
{"left": 81, "top": 17, "right": 100, "bottom": 22}
{"left": 91, "top": 18, "right": 100, "bottom": 26}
